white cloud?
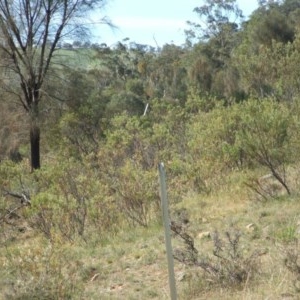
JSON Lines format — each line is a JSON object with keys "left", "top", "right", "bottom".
{"left": 113, "top": 17, "right": 186, "bottom": 30}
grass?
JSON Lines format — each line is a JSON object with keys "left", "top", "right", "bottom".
{"left": 1, "top": 168, "right": 300, "bottom": 299}
{"left": 52, "top": 48, "right": 108, "bottom": 71}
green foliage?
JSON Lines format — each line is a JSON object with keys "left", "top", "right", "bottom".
{"left": 106, "top": 91, "right": 145, "bottom": 116}
{"left": 4, "top": 1, "right": 300, "bottom": 299}
{"left": 238, "top": 100, "right": 290, "bottom": 160}
{"left": 95, "top": 109, "right": 184, "bottom": 225}
{"left": 185, "top": 87, "right": 216, "bottom": 113}
{"left": 187, "top": 0, "right": 243, "bottom": 44}
{"left": 248, "top": 0, "right": 299, "bottom": 47}
{"left": 57, "top": 112, "right": 99, "bottom": 157}
{"left": 109, "top": 160, "right": 159, "bottom": 227}
{"left": 186, "top": 102, "right": 246, "bottom": 191}
{"left": 234, "top": 36, "right": 300, "bottom": 100}
{"left": 184, "top": 0, "right": 244, "bottom": 99}
{"left": 30, "top": 159, "right": 121, "bottom": 241}
{"left": 125, "top": 78, "right": 145, "bottom": 96}
{"left": 276, "top": 225, "right": 298, "bottom": 243}
{"left": 185, "top": 52, "right": 213, "bottom": 95}
{"left": 141, "top": 44, "right": 188, "bottom": 101}
{"left": 237, "top": 99, "right": 292, "bottom": 194}
{"left": 0, "top": 157, "right": 122, "bottom": 242}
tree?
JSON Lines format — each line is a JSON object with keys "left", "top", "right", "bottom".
{"left": 233, "top": 0, "right": 300, "bottom": 99}
{"left": 242, "top": 0, "right": 300, "bottom": 50}
{"left": 185, "top": 0, "right": 244, "bottom": 100}
{"left": 186, "top": 0, "right": 243, "bottom": 47}
{"left": 0, "top": 0, "right": 108, "bottom": 170}
{"left": 145, "top": 44, "right": 188, "bottom": 102}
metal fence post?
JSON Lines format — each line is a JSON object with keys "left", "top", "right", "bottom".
{"left": 158, "top": 162, "right": 177, "bottom": 300}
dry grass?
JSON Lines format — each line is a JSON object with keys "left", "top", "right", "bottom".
{"left": 1, "top": 169, "right": 300, "bottom": 299}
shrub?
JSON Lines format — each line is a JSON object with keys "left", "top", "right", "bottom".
{"left": 172, "top": 223, "right": 265, "bottom": 288}
{"left": 237, "top": 99, "right": 293, "bottom": 195}
{"left": 27, "top": 159, "right": 121, "bottom": 242}
{"left": 1, "top": 242, "right": 83, "bottom": 299}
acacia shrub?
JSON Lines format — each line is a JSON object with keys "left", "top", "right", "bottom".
{"left": 185, "top": 102, "right": 249, "bottom": 191}
{"left": 17, "top": 158, "right": 121, "bottom": 242}
{"left": 237, "top": 99, "right": 294, "bottom": 195}
{"left": 94, "top": 101, "right": 196, "bottom": 224}
{"left": 185, "top": 97, "right": 300, "bottom": 194}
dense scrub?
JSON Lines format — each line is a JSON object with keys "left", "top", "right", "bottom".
{"left": 2, "top": 0, "right": 300, "bottom": 298}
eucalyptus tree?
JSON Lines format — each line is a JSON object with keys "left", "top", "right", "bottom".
{"left": 233, "top": 0, "right": 300, "bottom": 99}
{"left": 185, "top": 0, "right": 244, "bottom": 100}
{"left": 0, "top": 0, "right": 109, "bottom": 169}
{"left": 186, "top": 0, "right": 244, "bottom": 50}
{"left": 243, "top": 0, "right": 300, "bottom": 49}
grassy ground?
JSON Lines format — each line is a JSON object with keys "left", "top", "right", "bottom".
{"left": 53, "top": 48, "right": 105, "bottom": 70}
{"left": 1, "top": 169, "right": 300, "bottom": 299}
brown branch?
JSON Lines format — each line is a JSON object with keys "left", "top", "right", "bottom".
{"left": 3, "top": 189, "right": 31, "bottom": 206}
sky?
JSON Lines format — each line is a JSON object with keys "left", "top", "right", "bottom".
{"left": 91, "top": 0, "right": 259, "bottom": 47}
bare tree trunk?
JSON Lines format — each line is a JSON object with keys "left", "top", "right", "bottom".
{"left": 30, "top": 124, "right": 40, "bottom": 170}
{"left": 29, "top": 101, "right": 40, "bottom": 170}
